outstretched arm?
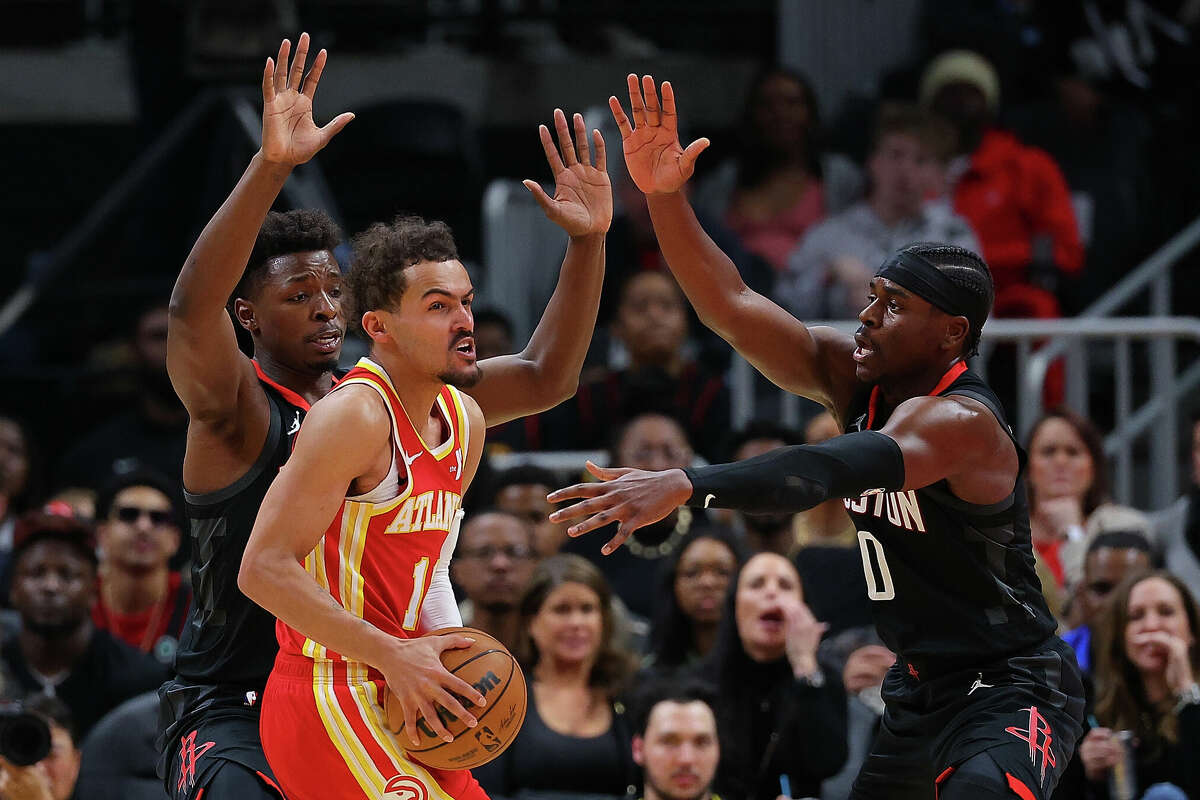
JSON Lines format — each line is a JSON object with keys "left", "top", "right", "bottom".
{"left": 167, "top": 34, "right": 353, "bottom": 423}
{"left": 549, "top": 394, "right": 1017, "bottom": 553}
{"left": 611, "top": 75, "right": 858, "bottom": 416}
{"left": 467, "top": 110, "right": 612, "bottom": 426}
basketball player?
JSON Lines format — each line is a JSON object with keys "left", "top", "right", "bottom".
{"left": 549, "top": 75, "right": 1085, "bottom": 800}
{"left": 158, "top": 35, "right": 611, "bottom": 800}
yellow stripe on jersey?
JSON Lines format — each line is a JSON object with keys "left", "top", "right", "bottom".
{"left": 429, "top": 393, "right": 456, "bottom": 460}
{"left": 446, "top": 386, "right": 470, "bottom": 460}
{"left": 312, "top": 659, "right": 386, "bottom": 796}
{"left": 354, "top": 358, "right": 457, "bottom": 460}
{"left": 302, "top": 535, "right": 331, "bottom": 659}
{"left": 346, "top": 501, "right": 371, "bottom": 619}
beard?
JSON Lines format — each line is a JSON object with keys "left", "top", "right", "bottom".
{"left": 438, "top": 364, "right": 483, "bottom": 388}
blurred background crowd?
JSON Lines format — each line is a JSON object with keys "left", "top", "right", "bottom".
{"left": 2, "top": 1, "right": 1200, "bottom": 799}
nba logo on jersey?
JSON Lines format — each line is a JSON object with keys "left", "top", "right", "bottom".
{"left": 384, "top": 775, "right": 428, "bottom": 800}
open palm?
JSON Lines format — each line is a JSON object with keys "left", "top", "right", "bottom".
{"left": 260, "top": 34, "right": 354, "bottom": 167}
{"left": 524, "top": 109, "right": 613, "bottom": 236}
{"left": 609, "top": 74, "right": 710, "bottom": 195}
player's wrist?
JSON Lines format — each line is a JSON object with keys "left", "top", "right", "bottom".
{"left": 253, "top": 149, "right": 298, "bottom": 177}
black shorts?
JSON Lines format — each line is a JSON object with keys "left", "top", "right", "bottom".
{"left": 850, "top": 637, "right": 1085, "bottom": 800}
{"left": 158, "top": 680, "right": 283, "bottom": 800}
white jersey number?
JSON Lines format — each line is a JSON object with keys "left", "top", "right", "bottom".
{"left": 857, "top": 530, "right": 896, "bottom": 601}
{"left": 402, "top": 557, "right": 431, "bottom": 631}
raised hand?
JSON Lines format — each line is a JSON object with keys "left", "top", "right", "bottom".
{"left": 260, "top": 33, "right": 354, "bottom": 168}
{"left": 548, "top": 461, "right": 693, "bottom": 555}
{"left": 609, "top": 74, "right": 710, "bottom": 195}
{"left": 523, "top": 109, "right": 612, "bottom": 237}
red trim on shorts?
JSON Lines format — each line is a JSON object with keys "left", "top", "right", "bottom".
{"left": 255, "top": 770, "right": 285, "bottom": 797}
{"left": 1005, "top": 773, "right": 1037, "bottom": 800}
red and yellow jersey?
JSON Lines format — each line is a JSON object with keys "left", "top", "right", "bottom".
{"left": 276, "top": 357, "right": 470, "bottom": 672}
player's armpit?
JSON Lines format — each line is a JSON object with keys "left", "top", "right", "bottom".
{"left": 880, "top": 394, "right": 1018, "bottom": 505}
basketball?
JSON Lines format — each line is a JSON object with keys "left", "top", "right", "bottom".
{"left": 384, "top": 626, "right": 527, "bottom": 770}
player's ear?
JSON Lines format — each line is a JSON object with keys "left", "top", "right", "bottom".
{"left": 360, "top": 310, "right": 390, "bottom": 344}
{"left": 943, "top": 314, "right": 969, "bottom": 352}
{"left": 233, "top": 298, "right": 258, "bottom": 333}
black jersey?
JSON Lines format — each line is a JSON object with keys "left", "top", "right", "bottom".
{"left": 842, "top": 362, "right": 1057, "bottom": 672}
{"left": 172, "top": 364, "right": 315, "bottom": 688}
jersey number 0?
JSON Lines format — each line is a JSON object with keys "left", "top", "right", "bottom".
{"left": 857, "top": 531, "right": 896, "bottom": 601}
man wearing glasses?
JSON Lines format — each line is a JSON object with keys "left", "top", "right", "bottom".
{"left": 451, "top": 510, "right": 537, "bottom": 652}
{"left": 92, "top": 470, "right": 190, "bottom": 666}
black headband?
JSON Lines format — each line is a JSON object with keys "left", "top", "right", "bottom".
{"left": 875, "top": 251, "right": 982, "bottom": 322}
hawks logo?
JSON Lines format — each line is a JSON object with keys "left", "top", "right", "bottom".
{"left": 1005, "top": 706, "right": 1056, "bottom": 785}
{"left": 384, "top": 775, "right": 429, "bottom": 800}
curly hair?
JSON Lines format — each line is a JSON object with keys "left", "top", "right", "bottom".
{"left": 348, "top": 215, "right": 459, "bottom": 326}
{"left": 230, "top": 210, "right": 343, "bottom": 308}
{"left": 900, "top": 242, "right": 994, "bottom": 358}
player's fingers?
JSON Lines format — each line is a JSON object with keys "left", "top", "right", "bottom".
{"left": 401, "top": 699, "right": 421, "bottom": 746}
{"left": 274, "top": 39, "right": 291, "bottom": 94}
{"left": 554, "top": 108, "right": 577, "bottom": 168}
{"left": 319, "top": 112, "right": 355, "bottom": 144}
{"left": 609, "top": 96, "right": 633, "bottom": 138}
{"left": 417, "top": 698, "right": 454, "bottom": 743}
{"left": 641, "top": 74, "right": 660, "bottom": 126}
{"left": 573, "top": 113, "right": 591, "bottom": 166}
{"left": 601, "top": 521, "right": 636, "bottom": 555}
{"left": 288, "top": 32, "right": 310, "bottom": 90}
{"left": 661, "top": 81, "right": 679, "bottom": 130}
{"left": 584, "top": 461, "right": 633, "bottom": 480}
{"left": 593, "top": 129, "right": 607, "bottom": 172}
{"left": 567, "top": 507, "right": 624, "bottom": 538}
{"left": 681, "top": 137, "right": 711, "bottom": 171}
{"left": 547, "top": 482, "right": 606, "bottom": 505}
{"left": 262, "top": 57, "right": 276, "bottom": 103}
{"left": 537, "top": 124, "right": 566, "bottom": 175}
{"left": 434, "top": 688, "right": 478, "bottom": 729}
{"left": 627, "top": 73, "right": 646, "bottom": 128}
{"left": 443, "top": 674, "right": 488, "bottom": 709}
{"left": 435, "top": 634, "right": 477, "bottom": 652}
{"left": 522, "top": 179, "right": 556, "bottom": 217}
{"left": 302, "top": 47, "right": 328, "bottom": 97}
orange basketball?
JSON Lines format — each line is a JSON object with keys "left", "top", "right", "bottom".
{"left": 384, "top": 626, "right": 527, "bottom": 770}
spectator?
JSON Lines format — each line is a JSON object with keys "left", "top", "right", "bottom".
{"left": 563, "top": 413, "right": 704, "bottom": 620}
{"left": 693, "top": 66, "right": 863, "bottom": 272}
{"left": 451, "top": 509, "right": 537, "bottom": 653}
{"left": 491, "top": 465, "right": 569, "bottom": 558}
{"left": 56, "top": 302, "right": 187, "bottom": 490}
{"left": 1078, "top": 571, "right": 1199, "bottom": 799}
{"left": 793, "top": 413, "right": 873, "bottom": 638}
{"left": 571, "top": 272, "right": 730, "bottom": 461}
{"left": 42, "top": 490, "right": 95, "bottom": 524}
{"left": 644, "top": 529, "right": 746, "bottom": 679}
{"left": 76, "top": 691, "right": 162, "bottom": 800}
{"left": 720, "top": 422, "right": 804, "bottom": 556}
{"left": 1061, "top": 532, "right": 1154, "bottom": 677}
{"left": 700, "top": 552, "right": 848, "bottom": 800}
{"left": 1027, "top": 408, "right": 1153, "bottom": 590}
{"left": 777, "top": 103, "right": 980, "bottom": 320}
{"left": 629, "top": 678, "right": 721, "bottom": 800}
{"left": 473, "top": 307, "right": 516, "bottom": 361}
{"left": 0, "top": 416, "right": 40, "bottom": 593}
{"left": 921, "top": 50, "right": 1083, "bottom": 320}
{"left": 475, "top": 554, "right": 637, "bottom": 799}
{"left": 1151, "top": 410, "right": 1200, "bottom": 598}
{"left": 0, "top": 694, "right": 80, "bottom": 800}
{"left": 91, "top": 471, "right": 190, "bottom": 665}
{"left": 1, "top": 512, "right": 167, "bottom": 737}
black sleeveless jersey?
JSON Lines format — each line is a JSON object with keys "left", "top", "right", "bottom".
{"left": 842, "top": 363, "right": 1057, "bottom": 672}
{"left": 172, "top": 365, "right": 317, "bottom": 689}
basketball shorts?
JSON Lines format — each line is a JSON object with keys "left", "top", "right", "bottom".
{"left": 850, "top": 637, "right": 1085, "bottom": 800}
{"left": 260, "top": 653, "right": 488, "bottom": 800}
{"left": 157, "top": 680, "right": 283, "bottom": 800}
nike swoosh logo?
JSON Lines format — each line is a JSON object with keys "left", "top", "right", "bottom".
{"left": 704, "top": 493, "right": 716, "bottom": 508}
{"left": 399, "top": 445, "right": 421, "bottom": 467}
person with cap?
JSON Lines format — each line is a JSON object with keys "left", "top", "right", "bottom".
{"left": 920, "top": 49, "right": 1083, "bottom": 324}
{"left": 548, "top": 75, "right": 1085, "bottom": 799}
{"left": 1, "top": 511, "right": 167, "bottom": 738}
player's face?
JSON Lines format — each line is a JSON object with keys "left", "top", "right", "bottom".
{"left": 98, "top": 485, "right": 180, "bottom": 573}
{"left": 734, "top": 553, "right": 803, "bottom": 662}
{"left": 495, "top": 483, "right": 565, "bottom": 557}
{"left": 451, "top": 513, "right": 536, "bottom": 611}
{"left": 1028, "top": 418, "right": 1096, "bottom": 502}
{"left": 10, "top": 541, "right": 96, "bottom": 635}
{"left": 528, "top": 581, "right": 604, "bottom": 667}
{"left": 240, "top": 250, "right": 346, "bottom": 375}
{"left": 1079, "top": 547, "right": 1151, "bottom": 626}
{"left": 854, "top": 277, "right": 953, "bottom": 384}
{"left": 674, "top": 538, "right": 736, "bottom": 626}
{"left": 1124, "top": 577, "right": 1195, "bottom": 676}
{"left": 387, "top": 260, "right": 480, "bottom": 388}
{"left": 868, "top": 132, "right": 933, "bottom": 218}
{"left": 636, "top": 701, "right": 719, "bottom": 800}
{"left": 615, "top": 272, "right": 688, "bottom": 368}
